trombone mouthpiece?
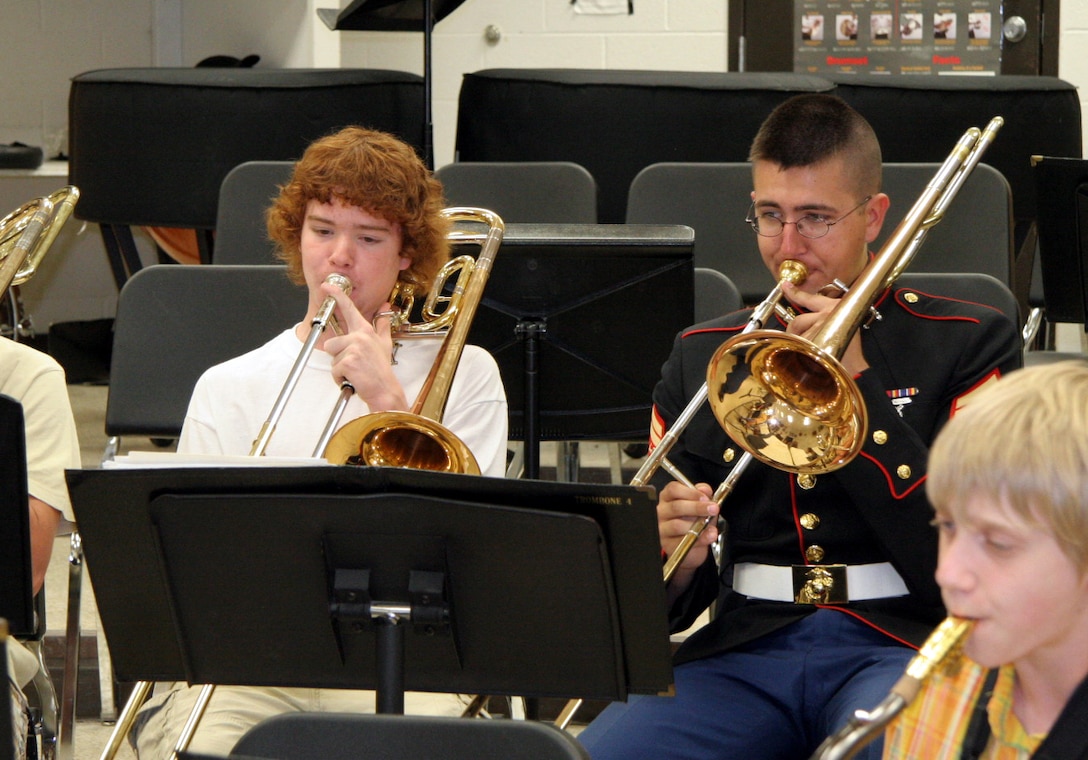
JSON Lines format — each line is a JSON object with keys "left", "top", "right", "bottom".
{"left": 324, "top": 273, "right": 353, "bottom": 295}
{"left": 314, "top": 274, "right": 353, "bottom": 329}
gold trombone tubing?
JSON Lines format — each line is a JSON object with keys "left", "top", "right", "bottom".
{"left": 629, "top": 259, "right": 808, "bottom": 490}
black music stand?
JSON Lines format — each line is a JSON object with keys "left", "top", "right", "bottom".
{"left": 1033, "top": 156, "right": 1088, "bottom": 326}
{"left": 66, "top": 466, "right": 672, "bottom": 712}
{"left": 318, "top": 0, "right": 468, "bottom": 168}
{"left": 0, "top": 395, "right": 33, "bottom": 638}
{"left": 464, "top": 224, "right": 695, "bottom": 479}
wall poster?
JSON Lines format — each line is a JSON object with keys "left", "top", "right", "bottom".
{"left": 794, "top": 1, "right": 1002, "bottom": 76}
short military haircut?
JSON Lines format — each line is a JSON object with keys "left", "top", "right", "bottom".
{"left": 749, "top": 93, "right": 883, "bottom": 195}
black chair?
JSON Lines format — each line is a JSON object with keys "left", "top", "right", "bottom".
{"left": 212, "top": 162, "right": 294, "bottom": 266}
{"left": 626, "top": 161, "right": 1020, "bottom": 311}
{"left": 878, "top": 163, "right": 1014, "bottom": 287}
{"left": 434, "top": 161, "right": 598, "bottom": 223}
{"left": 626, "top": 163, "right": 763, "bottom": 303}
{"left": 694, "top": 267, "right": 743, "bottom": 324}
{"left": 228, "top": 713, "right": 590, "bottom": 760}
{"left": 102, "top": 264, "right": 307, "bottom": 457}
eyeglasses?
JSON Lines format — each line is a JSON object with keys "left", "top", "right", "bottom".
{"left": 746, "top": 196, "right": 872, "bottom": 239}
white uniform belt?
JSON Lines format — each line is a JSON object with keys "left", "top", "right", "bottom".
{"left": 733, "top": 561, "right": 909, "bottom": 603}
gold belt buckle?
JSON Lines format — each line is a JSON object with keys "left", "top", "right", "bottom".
{"left": 792, "top": 564, "right": 848, "bottom": 604}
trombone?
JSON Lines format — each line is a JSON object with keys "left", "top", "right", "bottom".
{"left": 556, "top": 116, "right": 1002, "bottom": 731}
{"left": 706, "top": 117, "right": 1003, "bottom": 475}
{"left": 251, "top": 206, "right": 504, "bottom": 468}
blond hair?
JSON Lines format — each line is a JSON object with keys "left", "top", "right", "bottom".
{"left": 927, "top": 360, "right": 1088, "bottom": 572}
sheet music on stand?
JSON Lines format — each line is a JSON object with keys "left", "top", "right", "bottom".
{"left": 101, "top": 452, "right": 330, "bottom": 469}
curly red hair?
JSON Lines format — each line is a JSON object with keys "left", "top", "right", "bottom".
{"left": 267, "top": 126, "right": 449, "bottom": 294}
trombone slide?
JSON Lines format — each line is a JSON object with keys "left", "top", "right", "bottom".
{"left": 249, "top": 273, "right": 352, "bottom": 456}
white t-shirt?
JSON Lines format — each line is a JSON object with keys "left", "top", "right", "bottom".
{"left": 179, "top": 327, "right": 509, "bottom": 476}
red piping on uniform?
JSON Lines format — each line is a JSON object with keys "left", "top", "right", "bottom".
{"left": 893, "top": 286, "right": 1007, "bottom": 323}
{"left": 818, "top": 605, "right": 920, "bottom": 650}
{"left": 681, "top": 324, "right": 744, "bottom": 340}
{"left": 857, "top": 450, "right": 928, "bottom": 499}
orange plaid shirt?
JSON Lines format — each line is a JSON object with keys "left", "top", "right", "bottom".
{"left": 883, "top": 660, "right": 1043, "bottom": 760}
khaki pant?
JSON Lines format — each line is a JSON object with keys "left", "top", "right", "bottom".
{"left": 8, "top": 678, "right": 28, "bottom": 760}
{"left": 131, "top": 685, "right": 468, "bottom": 758}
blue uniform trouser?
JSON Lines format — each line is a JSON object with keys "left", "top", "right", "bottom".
{"left": 577, "top": 609, "right": 915, "bottom": 760}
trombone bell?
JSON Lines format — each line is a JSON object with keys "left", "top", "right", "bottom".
{"left": 323, "top": 411, "right": 481, "bottom": 474}
{"left": 706, "top": 329, "right": 866, "bottom": 474}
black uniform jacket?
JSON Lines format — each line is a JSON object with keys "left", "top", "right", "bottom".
{"left": 656, "top": 280, "right": 1022, "bottom": 666}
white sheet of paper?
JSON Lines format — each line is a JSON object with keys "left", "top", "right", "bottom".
{"left": 572, "top": 0, "right": 630, "bottom": 15}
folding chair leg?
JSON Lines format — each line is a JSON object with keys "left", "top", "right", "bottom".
{"left": 608, "top": 444, "right": 624, "bottom": 484}
{"left": 556, "top": 442, "right": 579, "bottom": 482}
{"left": 27, "top": 641, "right": 58, "bottom": 760}
{"left": 97, "top": 681, "right": 152, "bottom": 760}
{"left": 170, "top": 685, "right": 216, "bottom": 760}
{"left": 505, "top": 443, "right": 524, "bottom": 479}
{"left": 57, "top": 533, "right": 82, "bottom": 760}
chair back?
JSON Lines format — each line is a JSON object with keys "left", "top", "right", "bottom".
{"left": 626, "top": 163, "right": 765, "bottom": 303}
{"left": 435, "top": 162, "right": 598, "bottom": 223}
{"left": 694, "top": 267, "right": 743, "bottom": 324}
{"left": 230, "top": 712, "right": 590, "bottom": 760}
{"left": 213, "top": 161, "right": 295, "bottom": 265}
{"left": 105, "top": 265, "right": 306, "bottom": 440}
{"left": 878, "top": 163, "right": 1014, "bottom": 286}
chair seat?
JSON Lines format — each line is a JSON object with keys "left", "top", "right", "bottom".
{"left": 229, "top": 712, "right": 590, "bottom": 760}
